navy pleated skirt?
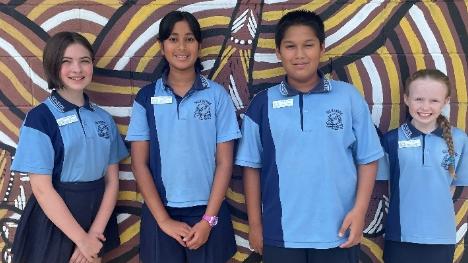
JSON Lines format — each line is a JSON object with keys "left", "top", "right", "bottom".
{"left": 12, "top": 177, "right": 120, "bottom": 263}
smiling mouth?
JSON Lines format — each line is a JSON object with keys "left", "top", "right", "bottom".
{"left": 175, "top": 55, "right": 189, "bottom": 59}
{"left": 68, "top": 77, "right": 85, "bottom": 80}
{"left": 418, "top": 112, "right": 432, "bottom": 117}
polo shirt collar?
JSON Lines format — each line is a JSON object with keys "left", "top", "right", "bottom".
{"left": 279, "top": 71, "right": 331, "bottom": 97}
{"left": 401, "top": 121, "right": 443, "bottom": 139}
{"left": 50, "top": 90, "right": 94, "bottom": 112}
{"left": 161, "top": 68, "right": 209, "bottom": 92}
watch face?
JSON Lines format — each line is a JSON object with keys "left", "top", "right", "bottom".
{"left": 211, "top": 217, "right": 218, "bottom": 226}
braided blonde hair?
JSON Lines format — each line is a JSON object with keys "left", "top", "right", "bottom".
{"left": 405, "top": 69, "right": 455, "bottom": 177}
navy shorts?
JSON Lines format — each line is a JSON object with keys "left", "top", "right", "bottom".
{"left": 383, "top": 240, "right": 455, "bottom": 263}
{"left": 263, "top": 244, "right": 360, "bottom": 263}
{"left": 139, "top": 200, "right": 236, "bottom": 263}
{"left": 12, "top": 177, "right": 120, "bottom": 263}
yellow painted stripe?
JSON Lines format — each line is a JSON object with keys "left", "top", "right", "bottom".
{"left": 28, "top": 0, "right": 119, "bottom": 20}
{"left": 212, "top": 46, "right": 236, "bottom": 79}
{"left": 0, "top": 18, "right": 43, "bottom": 59}
{"left": 199, "top": 16, "right": 230, "bottom": 28}
{"left": 457, "top": 103, "right": 467, "bottom": 131}
{"left": 200, "top": 46, "right": 222, "bottom": 57}
{"left": 117, "top": 124, "right": 128, "bottom": 135}
{"left": 87, "top": 83, "right": 133, "bottom": 95}
{"left": 377, "top": 47, "right": 400, "bottom": 128}
{"left": 97, "top": 1, "right": 175, "bottom": 68}
{"left": 232, "top": 251, "right": 249, "bottom": 262}
{"left": 362, "top": 237, "right": 383, "bottom": 263}
{"left": 232, "top": 221, "right": 249, "bottom": 234}
{"left": 454, "top": 241, "right": 464, "bottom": 262}
{"left": 252, "top": 67, "right": 285, "bottom": 80}
{"left": 120, "top": 220, "right": 140, "bottom": 244}
{"left": 425, "top": 3, "right": 467, "bottom": 104}
{"left": 327, "top": 2, "right": 398, "bottom": 56}
{"left": 263, "top": 1, "right": 329, "bottom": 22}
{"left": 0, "top": 60, "right": 39, "bottom": 109}
{"left": 118, "top": 191, "right": 136, "bottom": 201}
{"left": 136, "top": 42, "right": 160, "bottom": 72}
{"left": 455, "top": 200, "right": 467, "bottom": 225}
{"left": 257, "top": 38, "right": 275, "bottom": 49}
{"left": 325, "top": 2, "right": 365, "bottom": 31}
{"left": 0, "top": 111, "right": 19, "bottom": 138}
{"left": 79, "top": 33, "right": 97, "bottom": 45}
{"left": 239, "top": 49, "right": 250, "bottom": 80}
{"left": 0, "top": 151, "right": 6, "bottom": 196}
{"left": 347, "top": 63, "right": 364, "bottom": 96}
{"left": 121, "top": 156, "right": 131, "bottom": 165}
{"left": 399, "top": 17, "right": 425, "bottom": 69}
{"left": 226, "top": 187, "right": 245, "bottom": 204}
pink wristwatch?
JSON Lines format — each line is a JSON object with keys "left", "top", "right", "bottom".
{"left": 202, "top": 215, "right": 218, "bottom": 227}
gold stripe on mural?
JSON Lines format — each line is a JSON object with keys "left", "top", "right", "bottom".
{"left": 120, "top": 220, "right": 141, "bottom": 244}
{"left": 0, "top": 151, "right": 6, "bottom": 196}
{"left": 362, "top": 237, "right": 383, "bottom": 263}
{"left": 239, "top": 49, "right": 250, "bottom": 80}
{"left": 28, "top": 0, "right": 119, "bottom": 21}
{"left": 0, "top": 61, "right": 38, "bottom": 109}
{"left": 425, "top": 2, "right": 467, "bottom": 105}
{"left": 347, "top": 63, "right": 364, "bottom": 96}
{"left": 201, "top": 46, "right": 222, "bottom": 57}
{"left": 80, "top": 33, "right": 97, "bottom": 44}
{"left": 399, "top": 18, "right": 425, "bottom": 69}
{"left": 377, "top": 47, "right": 400, "bottom": 128}
{"left": 325, "top": 2, "right": 365, "bottom": 31}
{"left": 457, "top": 104, "right": 467, "bottom": 131}
{"left": 252, "top": 67, "right": 285, "bottom": 80}
{"left": 226, "top": 187, "right": 245, "bottom": 204}
{"left": 136, "top": 42, "right": 160, "bottom": 72}
{"left": 0, "top": 18, "right": 43, "bottom": 59}
{"left": 199, "top": 16, "right": 230, "bottom": 28}
{"left": 212, "top": 46, "right": 237, "bottom": 79}
{"left": 118, "top": 191, "right": 137, "bottom": 201}
{"left": 88, "top": 83, "right": 132, "bottom": 95}
{"left": 0, "top": 110, "right": 19, "bottom": 138}
{"left": 257, "top": 39, "right": 275, "bottom": 49}
{"left": 97, "top": 1, "right": 175, "bottom": 68}
{"left": 233, "top": 251, "right": 249, "bottom": 262}
{"left": 262, "top": 1, "right": 329, "bottom": 22}
{"left": 232, "top": 221, "right": 249, "bottom": 234}
{"left": 455, "top": 200, "right": 467, "bottom": 225}
{"left": 327, "top": 2, "right": 398, "bottom": 56}
{"left": 454, "top": 242, "right": 464, "bottom": 262}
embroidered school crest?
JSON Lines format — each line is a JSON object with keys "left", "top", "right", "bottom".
{"left": 326, "top": 109, "right": 344, "bottom": 130}
{"left": 441, "top": 150, "right": 458, "bottom": 170}
{"left": 194, "top": 100, "right": 212, "bottom": 120}
{"left": 95, "top": 121, "right": 110, "bottom": 139}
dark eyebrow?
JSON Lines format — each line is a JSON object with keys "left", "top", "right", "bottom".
{"left": 62, "top": 56, "right": 92, "bottom": 60}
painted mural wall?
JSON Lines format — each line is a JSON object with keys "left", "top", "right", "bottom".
{"left": 0, "top": 0, "right": 467, "bottom": 262}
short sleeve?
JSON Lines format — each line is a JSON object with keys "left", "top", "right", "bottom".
{"left": 126, "top": 88, "right": 151, "bottom": 141}
{"left": 215, "top": 87, "right": 241, "bottom": 143}
{"left": 11, "top": 116, "right": 54, "bottom": 175}
{"left": 235, "top": 114, "right": 263, "bottom": 168}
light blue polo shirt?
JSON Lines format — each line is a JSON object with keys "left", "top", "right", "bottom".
{"left": 11, "top": 91, "right": 128, "bottom": 182}
{"left": 235, "top": 73, "right": 383, "bottom": 249}
{"left": 378, "top": 122, "right": 468, "bottom": 244}
{"left": 126, "top": 73, "right": 241, "bottom": 208}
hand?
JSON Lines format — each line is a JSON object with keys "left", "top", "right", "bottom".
{"left": 75, "top": 232, "right": 104, "bottom": 262}
{"left": 158, "top": 218, "right": 192, "bottom": 247}
{"left": 339, "top": 208, "right": 365, "bottom": 248}
{"left": 69, "top": 247, "right": 91, "bottom": 263}
{"left": 248, "top": 223, "right": 263, "bottom": 255}
{"left": 185, "top": 220, "right": 212, "bottom": 250}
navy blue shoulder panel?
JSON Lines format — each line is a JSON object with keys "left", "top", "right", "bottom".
{"left": 245, "top": 90, "right": 268, "bottom": 126}
{"left": 24, "top": 103, "right": 64, "bottom": 182}
{"left": 135, "top": 82, "right": 157, "bottom": 106}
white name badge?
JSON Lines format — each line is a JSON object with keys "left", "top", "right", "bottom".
{"left": 398, "top": 139, "right": 421, "bottom": 148}
{"left": 151, "top": 96, "right": 173, "bottom": 105}
{"left": 56, "top": 115, "right": 79, "bottom": 126}
{"left": 272, "top": 98, "right": 293, "bottom": 109}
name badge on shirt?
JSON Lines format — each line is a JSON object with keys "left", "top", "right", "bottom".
{"left": 398, "top": 139, "right": 421, "bottom": 148}
{"left": 272, "top": 98, "right": 294, "bottom": 109}
{"left": 151, "top": 96, "right": 173, "bottom": 105}
{"left": 56, "top": 115, "right": 79, "bottom": 126}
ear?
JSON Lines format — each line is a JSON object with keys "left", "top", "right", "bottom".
{"left": 445, "top": 96, "right": 450, "bottom": 105}
{"left": 275, "top": 48, "right": 282, "bottom": 62}
{"left": 403, "top": 94, "right": 409, "bottom": 107}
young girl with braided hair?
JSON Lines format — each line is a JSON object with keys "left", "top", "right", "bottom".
{"left": 378, "top": 69, "right": 468, "bottom": 263}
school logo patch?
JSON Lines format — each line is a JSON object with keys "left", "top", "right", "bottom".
{"left": 194, "top": 100, "right": 212, "bottom": 120}
{"left": 326, "top": 109, "right": 344, "bottom": 130}
{"left": 441, "top": 150, "right": 458, "bottom": 170}
{"left": 95, "top": 121, "right": 110, "bottom": 139}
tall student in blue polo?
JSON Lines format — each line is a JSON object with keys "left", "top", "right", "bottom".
{"left": 378, "top": 69, "right": 468, "bottom": 263}
{"left": 236, "top": 10, "right": 384, "bottom": 263}
{"left": 11, "top": 32, "right": 128, "bottom": 263}
{"left": 126, "top": 11, "right": 240, "bottom": 263}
